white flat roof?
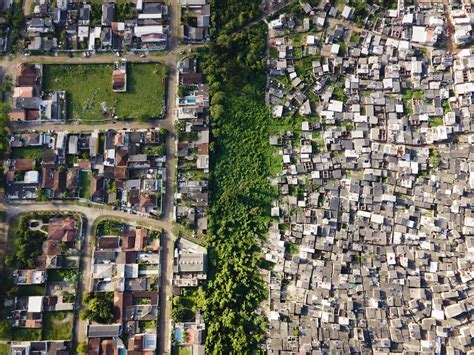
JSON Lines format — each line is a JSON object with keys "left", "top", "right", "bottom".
{"left": 134, "top": 25, "right": 164, "bottom": 37}
{"left": 28, "top": 296, "right": 43, "bottom": 313}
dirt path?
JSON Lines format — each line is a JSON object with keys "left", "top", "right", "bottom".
{"left": 23, "top": 0, "right": 32, "bottom": 16}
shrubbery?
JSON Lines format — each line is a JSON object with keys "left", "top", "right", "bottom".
{"left": 200, "top": 23, "right": 272, "bottom": 353}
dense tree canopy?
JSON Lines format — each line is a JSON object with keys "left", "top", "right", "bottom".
{"left": 80, "top": 292, "right": 114, "bottom": 324}
{"left": 208, "top": 0, "right": 261, "bottom": 35}
{"left": 201, "top": 23, "right": 272, "bottom": 353}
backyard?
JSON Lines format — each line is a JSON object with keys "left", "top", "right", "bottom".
{"left": 43, "top": 311, "right": 73, "bottom": 340}
{"left": 47, "top": 269, "right": 78, "bottom": 283}
{"left": 79, "top": 170, "right": 92, "bottom": 199}
{"left": 43, "top": 63, "right": 167, "bottom": 121}
{"left": 12, "top": 328, "right": 42, "bottom": 341}
{"left": 11, "top": 147, "right": 44, "bottom": 160}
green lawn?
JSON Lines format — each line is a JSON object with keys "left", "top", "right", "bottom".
{"left": 42, "top": 312, "right": 73, "bottom": 340}
{"left": 11, "top": 147, "right": 43, "bottom": 159}
{"left": 79, "top": 170, "right": 92, "bottom": 199}
{"left": 43, "top": 63, "right": 167, "bottom": 121}
{"left": 17, "top": 285, "right": 45, "bottom": 296}
{"left": 140, "top": 320, "right": 156, "bottom": 330}
{"left": 172, "top": 346, "right": 192, "bottom": 355}
{"left": 0, "top": 344, "right": 10, "bottom": 355}
{"left": 12, "top": 328, "right": 42, "bottom": 341}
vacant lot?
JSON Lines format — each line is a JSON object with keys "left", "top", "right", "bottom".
{"left": 43, "top": 63, "right": 167, "bottom": 121}
{"left": 43, "top": 311, "right": 73, "bottom": 340}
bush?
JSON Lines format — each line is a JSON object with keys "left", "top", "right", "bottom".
{"left": 201, "top": 24, "right": 270, "bottom": 353}
{"left": 0, "top": 320, "right": 12, "bottom": 340}
{"left": 77, "top": 342, "right": 88, "bottom": 354}
{"left": 6, "top": 216, "right": 46, "bottom": 269}
{"left": 429, "top": 149, "right": 441, "bottom": 168}
{"left": 80, "top": 292, "right": 114, "bottom": 324}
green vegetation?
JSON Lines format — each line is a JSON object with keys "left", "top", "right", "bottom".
{"left": 350, "top": 34, "right": 361, "bottom": 44}
{"left": 351, "top": 1, "right": 369, "bottom": 26}
{"left": 62, "top": 291, "right": 75, "bottom": 303}
{"left": 0, "top": 103, "right": 9, "bottom": 176}
{"left": 77, "top": 342, "right": 88, "bottom": 354}
{"left": 209, "top": 0, "right": 261, "bottom": 35}
{"left": 144, "top": 144, "right": 166, "bottom": 156}
{"left": 332, "top": 87, "right": 347, "bottom": 102}
{"left": 172, "top": 346, "right": 192, "bottom": 355}
{"left": 43, "top": 63, "right": 167, "bottom": 121}
{"left": 429, "top": 149, "right": 441, "bottom": 168}
{"left": 442, "top": 99, "right": 451, "bottom": 114}
{"left": 288, "top": 33, "right": 305, "bottom": 46}
{"left": 43, "top": 311, "right": 73, "bottom": 340}
{"left": 338, "top": 41, "right": 347, "bottom": 56}
{"left": 140, "top": 320, "right": 157, "bottom": 330}
{"left": 269, "top": 46, "right": 278, "bottom": 59}
{"left": 80, "top": 292, "right": 114, "bottom": 324}
{"left": 428, "top": 116, "right": 444, "bottom": 127}
{"left": 201, "top": 22, "right": 271, "bottom": 352}
{"left": 16, "top": 285, "right": 46, "bottom": 297}
{"left": 79, "top": 170, "right": 92, "bottom": 199}
{"left": 0, "top": 320, "right": 12, "bottom": 340}
{"left": 6, "top": 4, "right": 24, "bottom": 53}
{"left": 171, "top": 288, "right": 205, "bottom": 322}
{"left": 0, "top": 343, "right": 10, "bottom": 355}
{"left": 403, "top": 99, "right": 413, "bottom": 115}
{"left": 344, "top": 123, "right": 354, "bottom": 131}
{"left": 267, "top": 1, "right": 304, "bottom": 21}
{"left": 11, "top": 147, "right": 44, "bottom": 160}
{"left": 47, "top": 269, "right": 78, "bottom": 283}
{"left": 4, "top": 215, "right": 47, "bottom": 269}
{"left": 286, "top": 242, "right": 299, "bottom": 255}
{"left": 13, "top": 328, "right": 42, "bottom": 341}
{"left": 403, "top": 89, "right": 424, "bottom": 100}
{"left": 295, "top": 56, "right": 320, "bottom": 80}
{"left": 95, "top": 219, "right": 125, "bottom": 237}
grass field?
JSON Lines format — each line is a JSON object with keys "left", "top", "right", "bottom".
{"left": 43, "top": 63, "right": 167, "bottom": 121}
{"left": 43, "top": 311, "right": 73, "bottom": 340}
{"left": 79, "top": 170, "right": 92, "bottom": 199}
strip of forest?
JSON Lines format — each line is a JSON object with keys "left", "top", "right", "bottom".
{"left": 201, "top": 0, "right": 274, "bottom": 352}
